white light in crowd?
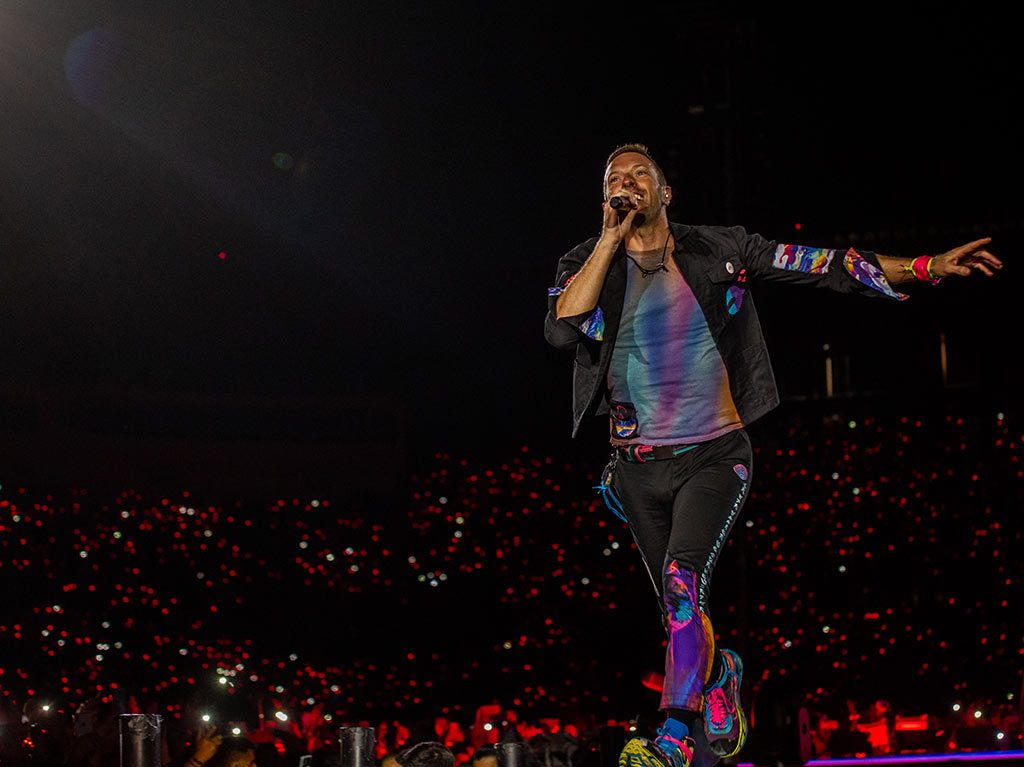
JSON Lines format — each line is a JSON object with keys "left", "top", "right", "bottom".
{"left": 603, "top": 548, "right": 611, "bottom": 556}
{"left": 951, "top": 704, "right": 960, "bottom": 712}
{"left": 204, "top": 530, "right": 213, "bottom": 538}
{"left": 289, "top": 654, "right": 298, "bottom": 661}
{"left": 114, "top": 531, "right": 123, "bottom": 539}
{"left": 628, "top": 726, "right": 637, "bottom": 732}
{"left": 455, "top": 516, "right": 464, "bottom": 525}
{"left": 454, "top": 531, "right": 463, "bottom": 538}
{"left": 997, "top": 732, "right": 1005, "bottom": 740}
{"left": 822, "top": 626, "right": 831, "bottom": 634}
{"left": 218, "top": 677, "right": 228, "bottom": 685}
{"left": 745, "top": 520, "right": 754, "bottom": 528}
{"left": 440, "top": 574, "right": 448, "bottom": 581}
{"left": 503, "top": 641, "right": 512, "bottom": 650}
{"left": 331, "top": 685, "right": 340, "bottom": 693}
{"left": 349, "top": 564, "right": 359, "bottom": 572}
{"left": 838, "top": 565, "right": 847, "bottom": 573}
{"left": 232, "top": 728, "right": 241, "bottom": 736}
{"left": 306, "top": 697, "right": 315, "bottom": 705}
{"left": 326, "top": 554, "right": 335, "bottom": 562}
{"left": 783, "top": 640, "right": 793, "bottom": 648}
{"left": 483, "top": 723, "right": 493, "bottom": 732}
{"left": 102, "top": 622, "right": 110, "bottom": 628}
{"left": 324, "top": 714, "right": 333, "bottom": 722}
{"left": 276, "top": 686, "right": 285, "bottom": 693}
{"left": 299, "top": 541, "right": 309, "bottom": 549}
{"left": 611, "top": 541, "right": 619, "bottom": 549}
{"left": 430, "top": 580, "right": 438, "bottom": 587}
{"left": 275, "top": 712, "right": 288, "bottom": 722}
{"left": 180, "top": 649, "right": 188, "bottom": 656}
{"left": 439, "top": 496, "right": 448, "bottom": 504}
{"left": 80, "top": 551, "right": 88, "bottom": 558}
{"left": 832, "top": 472, "right": 840, "bottom": 480}
{"left": 121, "top": 511, "right": 130, "bottom": 519}
{"left": 202, "top": 714, "right": 211, "bottom": 723}
{"left": 96, "top": 654, "right": 104, "bottom": 661}
{"left": 311, "top": 500, "right": 320, "bottom": 507}
{"left": 42, "top": 705, "right": 50, "bottom": 712}
{"left": 408, "top": 556, "right": 417, "bottom": 563}
{"left": 852, "top": 488, "right": 860, "bottom": 496}
{"left": 848, "top": 420, "right": 857, "bottom": 429}
{"left": 345, "top": 547, "right": 355, "bottom": 555}
{"left": 974, "top": 710, "right": 983, "bottom": 719}
{"left": 1008, "top": 693, "right": 1015, "bottom": 701}
{"left": 53, "top": 605, "right": 62, "bottom": 612}
{"left": 197, "top": 572, "right": 205, "bottom": 579}
{"left": 997, "top": 412, "right": 1005, "bottom": 420}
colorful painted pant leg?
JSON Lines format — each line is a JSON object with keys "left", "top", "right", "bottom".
{"left": 661, "top": 559, "right": 716, "bottom": 710}
{"left": 610, "top": 427, "right": 753, "bottom": 712}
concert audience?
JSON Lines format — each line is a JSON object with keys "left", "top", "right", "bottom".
{"left": 0, "top": 406, "right": 1020, "bottom": 766}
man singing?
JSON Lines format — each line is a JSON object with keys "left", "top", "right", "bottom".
{"left": 543, "top": 144, "right": 1000, "bottom": 767}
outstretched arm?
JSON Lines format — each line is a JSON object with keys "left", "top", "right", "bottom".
{"left": 731, "top": 226, "right": 1002, "bottom": 299}
{"left": 876, "top": 237, "right": 1002, "bottom": 284}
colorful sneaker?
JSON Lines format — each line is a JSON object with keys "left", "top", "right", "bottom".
{"left": 619, "top": 719, "right": 694, "bottom": 767}
{"left": 702, "top": 648, "right": 747, "bottom": 758}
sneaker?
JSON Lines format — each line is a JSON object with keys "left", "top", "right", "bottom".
{"left": 702, "top": 648, "right": 747, "bottom": 758}
{"left": 619, "top": 719, "right": 694, "bottom": 767}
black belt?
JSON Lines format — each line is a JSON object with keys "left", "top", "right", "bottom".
{"left": 616, "top": 442, "right": 700, "bottom": 463}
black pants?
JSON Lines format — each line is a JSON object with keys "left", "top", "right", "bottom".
{"left": 609, "top": 426, "right": 753, "bottom": 711}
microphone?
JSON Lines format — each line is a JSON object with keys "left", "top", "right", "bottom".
{"left": 608, "top": 195, "right": 636, "bottom": 210}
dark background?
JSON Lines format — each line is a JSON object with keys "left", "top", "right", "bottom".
{"left": 1, "top": 2, "right": 1018, "bottom": 469}
{"left": 1, "top": 3, "right": 1022, "bottom": 737}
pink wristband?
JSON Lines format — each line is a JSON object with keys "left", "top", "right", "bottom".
{"left": 911, "top": 255, "right": 942, "bottom": 285}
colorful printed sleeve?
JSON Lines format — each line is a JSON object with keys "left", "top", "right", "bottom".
{"left": 728, "top": 226, "right": 909, "bottom": 301}
{"left": 544, "top": 244, "right": 606, "bottom": 351}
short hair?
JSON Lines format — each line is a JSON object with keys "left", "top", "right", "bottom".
{"left": 603, "top": 143, "right": 667, "bottom": 195}
{"left": 470, "top": 747, "right": 498, "bottom": 764}
{"left": 397, "top": 742, "right": 455, "bottom": 767}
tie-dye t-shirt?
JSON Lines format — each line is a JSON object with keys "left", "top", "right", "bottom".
{"left": 607, "top": 250, "right": 742, "bottom": 445}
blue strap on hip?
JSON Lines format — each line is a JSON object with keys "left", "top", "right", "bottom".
{"left": 594, "top": 482, "right": 628, "bottom": 523}
{"left": 594, "top": 453, "right": 627, "bottom": 523}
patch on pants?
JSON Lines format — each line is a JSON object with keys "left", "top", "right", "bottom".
{"left": 733, "top": 463, "right": 748, "bottom": 481}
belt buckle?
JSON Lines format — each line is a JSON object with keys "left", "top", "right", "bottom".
{"left": 652, "top": 445, "right": 676, "bottom": 461}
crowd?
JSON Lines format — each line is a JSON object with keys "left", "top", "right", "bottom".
{"left": 0, "top": 403, "right": 1021, "bottom": 766}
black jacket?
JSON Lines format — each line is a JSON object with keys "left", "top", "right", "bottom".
{"left": 544, "top": 221, "right": 908, "bottom": 438}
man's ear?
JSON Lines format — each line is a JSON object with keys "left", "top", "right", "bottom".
{"left": 662, "top": 185, "right": 672, "bottom": 205}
